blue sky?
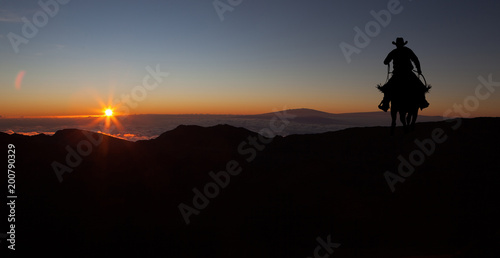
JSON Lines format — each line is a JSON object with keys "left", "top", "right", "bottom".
{"left": 1, "top": 0, "right": 499, "bottom": 116}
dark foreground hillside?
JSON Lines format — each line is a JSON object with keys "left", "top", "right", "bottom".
{"left": 1, "top": 118, "right": 499, "bottom": 257}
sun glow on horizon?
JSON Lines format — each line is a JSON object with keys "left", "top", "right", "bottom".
{"left": 105, "top": 109, "right": 113, "bottom": 117}
{"left": 88, "top": 94, "right": 124, "bottom": 132}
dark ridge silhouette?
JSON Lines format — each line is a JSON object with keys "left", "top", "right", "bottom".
{"left": 1, "top": 118, "right": 499, "bottom": 257}
{"left": 153, "top": 124, "right": 254, "bottom": 145}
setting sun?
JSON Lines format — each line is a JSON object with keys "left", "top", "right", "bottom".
{"left": 105, "top": 109, "right": 113, "bottom": 117}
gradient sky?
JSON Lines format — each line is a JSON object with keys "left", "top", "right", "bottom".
{"left": 1, "top": 0, "right": 499, "bottom": 117}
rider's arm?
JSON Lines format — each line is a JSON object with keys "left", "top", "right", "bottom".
{"left": 383, "top": 51, "right": 393, "bottom": 65}
{"left": 409, "top": 49, "right": 422, "bottom": 74}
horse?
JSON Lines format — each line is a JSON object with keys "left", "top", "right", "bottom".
{"left": 377, "top": 71, "right": 430, "bottom": 135}
{"left": 389, "top": 84, "right": 420, "bottom": 135}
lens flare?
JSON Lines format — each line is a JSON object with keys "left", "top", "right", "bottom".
{"left": 15, "top": 70, "right": 26, "bottom": 90}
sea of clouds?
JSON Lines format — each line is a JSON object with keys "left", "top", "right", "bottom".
{"left": 0, "top": 112, "right": 444, "bottom": 141}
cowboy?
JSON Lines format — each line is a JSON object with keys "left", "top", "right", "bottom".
{"left": 378, "top": 37, "right": 429, "bottom": 112}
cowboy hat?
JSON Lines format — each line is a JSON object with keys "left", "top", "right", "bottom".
{"left": 392, "top": 37, "right": 408, "bottom": 46}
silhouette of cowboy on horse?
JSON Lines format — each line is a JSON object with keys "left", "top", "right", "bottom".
{"left": 378, "top": 37, "right": 430, "bottom": 112}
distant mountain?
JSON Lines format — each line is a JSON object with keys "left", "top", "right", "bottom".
{"left": 1, "top": 118, "right": 499, "bottom": 257}
{"left": 249, "top": 108, "right": 335, "bottom": 118}
{"left": 253, "top": 107, "right": 443, "bottom": 118}
{"left": 245, "top": 108, "right": 444, "bottom": 126}
{"left": 240, "top": 108, "right": 445, "bottom": 135}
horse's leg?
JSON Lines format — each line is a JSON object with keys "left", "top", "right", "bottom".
{"left": 405, "top": 110, "right": 413, "bottom": 132}
{"left": 400, "top": 110, "right": 409, "bottom": 134}
{"left": 390, "top": 108, "right": 397, "bottom": 136}
{"left": 410, "top": 108, "right": 418, "bottom": 131}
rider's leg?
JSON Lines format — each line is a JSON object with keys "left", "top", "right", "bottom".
{"left": 378, "top": 92, "right": 391, "bottom": 112}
